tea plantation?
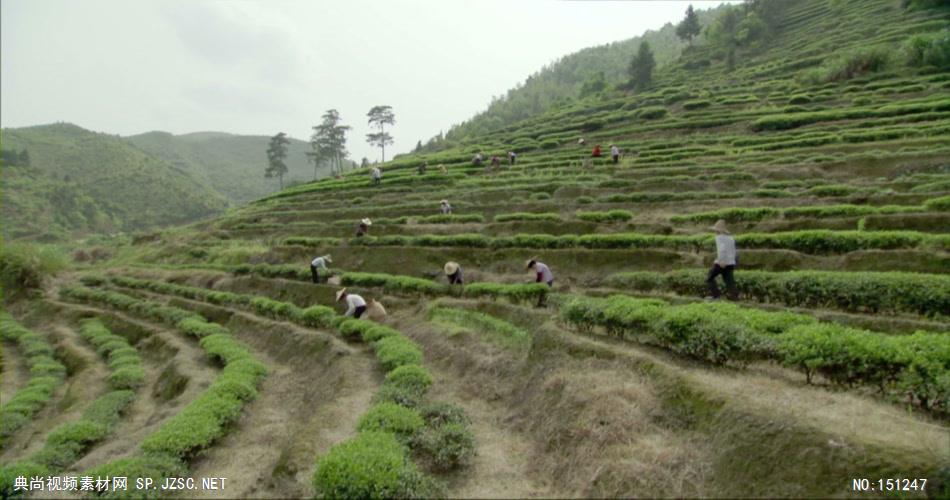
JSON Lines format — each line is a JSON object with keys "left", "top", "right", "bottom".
{"left": 2, "top": 0, "right": 949, "bottom": 497}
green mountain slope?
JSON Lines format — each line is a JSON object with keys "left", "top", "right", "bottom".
{"left": 433, "top": 4, "right": 727, "bottom": 146}
{"left": 126, "top": 131, "right": 327, "bottom": 205}
{"left": 1, "top": 123, "right": 229, "bottom": 241}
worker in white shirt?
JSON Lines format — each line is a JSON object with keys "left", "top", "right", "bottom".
{"left": 610, "top": 144, "right": 620, "bottom": 164}
{"left": 706, "top": 219, "right": 738, "bottom": 300}
{"left": 440, "top": 200, "right": 452, "bottom": 215}
{"left": 371, "top": 167, "right": 382, "bottom": 186}
{"left": 310, "top": 254, "right": 332, "bottom": 283}
{"left": 526, "top": 259, "right": 554, "bottom": 307}
{"left": 336, "top": 288, "right": 368, "bottom": 318}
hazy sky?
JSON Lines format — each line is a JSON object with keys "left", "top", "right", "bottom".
{"left": 1, "top": 0, "right": 731, "bottom": 161}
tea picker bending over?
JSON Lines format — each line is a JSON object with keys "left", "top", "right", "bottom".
{"left": 310, "top": 254, "right": 332, "bottom": 283}
{"left": 526, "top": 259, "right": 553, "bottom": 307}
{"left": 356, "top": 218, "right": 372, "bottom": 237}
{"left": 336, "top": 288, "right": 368, "bottom": 319}
{"left": 444, "top": 261, "right": 463, "bottom": 285}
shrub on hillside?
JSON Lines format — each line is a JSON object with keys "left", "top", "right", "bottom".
{"left": 494, "top": 212, "right": 561, "bottom": 223}
{"left": 636, "top": 106, "right": 667, "bottom": 119}
{"left": 787, "top": 94, "right": 812, "bottom": 105}
{"left": 357, "top": 402, "right": 425, "bottom": 441}
{"left": 682, "top": 99, "right": 712, "bottom": 110}
{"left": 902, "top": 31, "right": 950, "bottom": 70}
{"left": 925, "top": 195, "right": 950, "bottom": 211}
{"left": 657, "top": 305, "right": 768, "bottom": 366}
{"left": 800, "top": 45, "right": 891, "bottom": 83}
{"left": 576, "top": 210, "right": 633, "bottom": 222}
{"left": 539, "top": 139, "right": 560, "bottom": 150}
{"left": 313, "top": 431, "right": 430, "bottom": 499}
{"left": 374, "top": 336, "right": 424, "bottom": 371}
{"left": 0, "top": 243, "right": 65, "bottom": 298}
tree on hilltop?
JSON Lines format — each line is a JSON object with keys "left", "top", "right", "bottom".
{"left": 265, "top": 132, "right": 290, "bottom": 190}
{"left": 366, "top": 105, "right": 395, "bottom": 162}
{"left": 627, "top": 41, "right": 656, "bottom": 90}
{"left": 311, "top": 109, "right": 351, "bottom": 177}
{"left": 676, "top": 5, "right": 701, "bottom": 46}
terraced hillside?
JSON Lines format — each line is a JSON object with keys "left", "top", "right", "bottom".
{"left": 2, "top": 0, "right": 949, "bottom": 497}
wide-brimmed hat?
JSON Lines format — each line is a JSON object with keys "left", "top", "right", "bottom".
{"left": 361, "top": 218, "right": 372, "bottom": 226}
{"left": 440, "top": 199, "right": 449, "bottom": 205}
{"left": 335, "top": 288, "right": 347, "bottom": 302}
{"left": 323, "top": 254, "right": 333, "bottom": 263}
{"left": 710, "top": 219, "right": 730, "bottom": 234}
{"left": 525, "top": 259, "right": 537, "bottom": 269}
{"left": 444, "top": 261, "right": 459, "bottom": 275}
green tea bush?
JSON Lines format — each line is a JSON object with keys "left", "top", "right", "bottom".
{"left": 531, "top": 192, "right": 552, "bottom": 201}
{"left": 313, "top": 431, "right": 430, "bottom": 499}
{"left": 671, "top": 207, "right": 780, "bottom": 223}
{"left": 416, "top": 214, "right": 485, "bottom": 224}
{"left": 80, "top": 319, "right": 144, "bottom": 389}
{"left": 576, "top": 210, "right": 633, "bottom": 222}
{"left": 357, "top": 402, "right": 425, "bottom": 441}
{"left": 637, "top": 106, "right": 667, "bottom": 119}
{"left": 787, "top": 94, "right": 812, "bottom": 105}
{"left": 385, "top": 365, "right": 433, "bottom": 395}
{"left": 540, "top": 139, "right": 560, "bottom": 150}
{"left": 494, "top": 212, "right": 561, "bottom": 222}
{"left": 682, "top": 99, "right": 712, "bottom": 110}
{"left": 412, "top": 422, "right": 476, "bottom": 472}
{"left": 342, "top": 272, "right": 447, "bottom": 295}
{"left": 363, "top": 325, "right": 401, "bottom": 343}
{"left": 412, "top": 402, "right": 476, "bottom": 471}
{"left": 607, "top": 269, "right": 950, "bottom": 317}
{"left": 0, "top": 313, "right": 66, "bottom": 439}
{"left": 577, "top": 196, "right": 594, "bottom": 204}
{"left": 925, "top": 195, "right": 950, "bottom": 211}
{"left": 338, "top": 319, "right": 378, "bottom": 341}
{"left": 375, "top": 336, "right": 424, "bottom": 372}
{"left": 301, "top": 305, "right": 336, "bottom": 327}
{"left": 656, "top": 305, "right": 768, "bottom": 366}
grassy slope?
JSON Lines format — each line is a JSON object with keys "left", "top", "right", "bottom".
{"left": 2, "top": 123, "right": 229, "bottom": 241}
{"left": 126, "top": 131, "right": 327, "bottom": 204}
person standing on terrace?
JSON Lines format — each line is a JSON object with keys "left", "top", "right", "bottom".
{"left": 706, "top": 219, "right": 739, "bottom": 300}
{"left": 440, "top": 199, "right": 452, "bottom": 214}
{"left": 592, "top": 144, "right": 602, "bottom": 158}
{"left": 508, "top": 151, "right": 517, "bottom": 165}
{"left": 371, "top": 166, "right": 382, "bottom": 185}
{"left": 610, "top": 144, "right": 620, "bottom": 164}
{"left": 310, "top": 254, "right": 332, "bottom": 283}
{"left": 419, "top": 161, "right": 428, "bottom": 175}
{"left": 472, "top": 152, "right": 484, "bottom": 167}
{"left": 444, "top": 261, "right": 463, "bottom": 285}
{"left": 336, "top": 288, "right": 367, "bottom": 318}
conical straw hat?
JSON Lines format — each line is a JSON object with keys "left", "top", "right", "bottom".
{"left": 710, "top": 219, "right": 730, "bottom": 234}
{"left": 444, "top": 262, "right": 459, "bottom": 275}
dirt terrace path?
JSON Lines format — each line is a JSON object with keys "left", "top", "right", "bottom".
{"left": 1, "top": 339, "right": 29, "bottom": 412}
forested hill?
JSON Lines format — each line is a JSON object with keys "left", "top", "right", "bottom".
{"left": 126, "top": 131, "right": 325, "bottom": 204}
{"left": 1, "top": 124, "right": 334, "bottom": 241}
{"left": 1, "top": 123, "right": 230, "bottom": 241}
{"left": 428, "top": 3, "right": 728, "bottom": 147}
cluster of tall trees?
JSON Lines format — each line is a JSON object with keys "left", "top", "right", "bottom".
{"left": 265, "top": 106, "right": 397, "bottom": 190}
{"left": 1, "top": 148, "right": 31, "bottom": 167}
